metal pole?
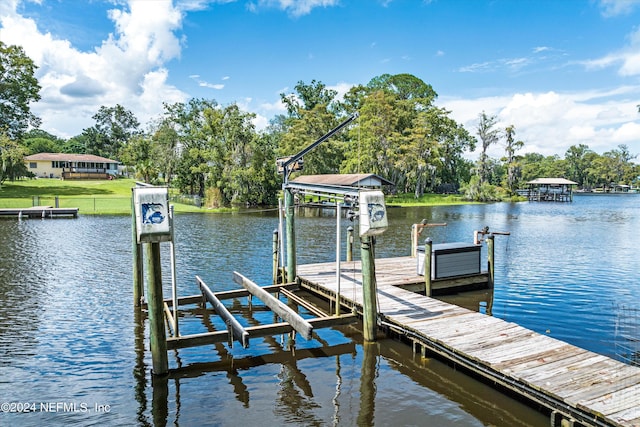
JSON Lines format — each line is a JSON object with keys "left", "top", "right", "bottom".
{"left": 169, "top": 205, "right": 178, "bottom": 337}
{"left": 487, "top": 234, "right": 495, "bottom": 288}
{"left": 424, "top": 238, "right": 433, "bottom": 297}
{"left": 361, "top": 235, "right": 378, "bottom": 342}
{"left": 336, "top": 202, "right": 341, "bottom": 315}
{"left": 346, "top": 226, "right": 354, "bottom": 262}
{"left": 131, "top": 191, "right": 143, "bottom": 307}
{"left": 145, "top": 242, "right": 168, "bottom": 375}
{"left": 272, "top": 229, "right": 279, "bottom": 285}
{"left": 278, "top": 198, "right": 285, "bottom": 278}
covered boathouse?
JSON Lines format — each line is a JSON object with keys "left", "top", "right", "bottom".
{"left": 525, "top": 177, "right": 578, "bottom": 202}
{"left": 289, "top": 173, "right": 395, "bottom": 206}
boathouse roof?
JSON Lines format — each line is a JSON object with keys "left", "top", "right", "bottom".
{"left": 25, "top": 153, "right": 119, "bottom": 163}
{"left": 290, "top": 173, "right": 394, "bottom": 188}
{"left": 526, "top": 178, "right": 578, "bottom": 185}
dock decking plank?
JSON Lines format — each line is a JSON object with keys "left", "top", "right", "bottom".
{"left": 297, "top": 257, "right": 640, "bottom": 427}
{"left": 577, "top": 382, "right": 640, "bottom": 415}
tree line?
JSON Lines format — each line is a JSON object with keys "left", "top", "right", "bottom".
{"left": 1, "top": 40, "right": 639, "bottom": 205}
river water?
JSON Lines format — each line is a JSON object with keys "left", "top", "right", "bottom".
{"left": 0, "top": 194, "right": 638, "bottom": 426}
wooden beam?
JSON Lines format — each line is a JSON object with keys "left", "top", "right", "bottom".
{"left": 197, "top": 276, "right": 250, "bottom": 348}
{"left": 166, "top": 314, "right": 357, "bottom": 350}
{"left": 168, "top": 342, "right": 357, "bottom": 378}
{"left": 163, "top": 294, "right": 204, "bottom": 307}
{"left": 167, "top": 330, "right": 228, "bottom": 350}
{"left": 280, "top": 288, "right": 327, "bottom": 318}
{"left": 163, "top": 302, "right": 176, "bottom": 337}
{"left": 233, "top": 271, "right": 313, "bottom": 340}
{"left": 214, "top": 283, "right": 298, "bottom": 300}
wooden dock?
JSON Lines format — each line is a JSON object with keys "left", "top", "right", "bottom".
{"left": 0, "top": 206, "right": 79, "bottom": 218}
{"left": 297, "top": 257, "right": 640, "bottom": 427}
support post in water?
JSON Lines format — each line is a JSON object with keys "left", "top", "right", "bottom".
{"left": 335, "top": 202, "right": 342, "bottom": 316}
{"left": 272, "top": 229, "right": 279, "bottom": 285}
{"left": 360, "top": 235, "right": 378, "bottom": 342}
{"left": 131, "top": 192, "right": 143, "bottom": 307}
{"left": 285, "top": 189, "right": 296, "bottom": 283}
{"left": 145, "top": 242, "right": 168, "bottom": 375}
{"left": 487, "top": 234, "right": 495, "bottom": 288}
{"left": 133, "top": 185, "right": 172, "bottom": 376}
{"left": 346, "top": 226, "right": 354, "bottom": 262}
{"left": 423, "top": 237, "right": 433, "bottom": 297}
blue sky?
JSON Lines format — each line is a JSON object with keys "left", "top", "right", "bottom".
{"left": 1, "top": 0, "right": 640, "bottom": 159}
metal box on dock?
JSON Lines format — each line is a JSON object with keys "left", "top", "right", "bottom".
{"left": 133, "top": 186, "right": 171, "bottom": 243}
{"left": 417, "top": 242, "right": 481, "bottom": 278}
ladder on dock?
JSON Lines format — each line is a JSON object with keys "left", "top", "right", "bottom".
{"left": 0, "top": 206, "right": 78, "bottom": 218}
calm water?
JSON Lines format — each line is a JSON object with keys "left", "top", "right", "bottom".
{"left": 0, "top": 195, "right": 638, "bottom": 426}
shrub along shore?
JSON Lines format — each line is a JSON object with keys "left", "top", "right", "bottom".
{"left": 0, "top": 178, "right": 471, "bottom": 215}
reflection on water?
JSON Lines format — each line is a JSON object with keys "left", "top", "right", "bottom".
{"left": 1, "top": 194, "right": 639, "bottom": 426}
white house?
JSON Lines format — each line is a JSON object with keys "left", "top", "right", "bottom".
{"left": 24, "top": 153, "right": 119, "bottom": 179}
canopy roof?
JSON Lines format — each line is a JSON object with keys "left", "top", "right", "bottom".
{"left": 290, "top": 173, "right": 394, "bottom": 187}
{"left": 526, "top": 178, "right": 578, "bottom": 185}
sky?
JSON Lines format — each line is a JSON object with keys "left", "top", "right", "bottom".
{"left": 1, "top": 0, "right": 640, "bottom": 160}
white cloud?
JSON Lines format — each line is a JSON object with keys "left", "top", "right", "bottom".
{"left": 583, "top": 26, "right": 640, "bottom": 77}
{"left": 0, "top": 0, "right": 189, "bottom": 137}
{"left": 598, "top": 0, "right": 640, "bottom": 17}
{"left": 190, "top": 74, "right": 227, "bottom": 90}
{"left": 249, "top": 0, "right": 340, "bottom": 17}
{"left": 439, "top": 88, "right": 640, "bottom": 159}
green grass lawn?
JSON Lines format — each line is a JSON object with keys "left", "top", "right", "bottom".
{"left": 0, "top": 178, "right": 205, "bottom": 215}
{"left": 386, "top": 193, "right": 472, "bottom": 206}
{"left": 0, "top": 178, "right": 475, "bottom": 215}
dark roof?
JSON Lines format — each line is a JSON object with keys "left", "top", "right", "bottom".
{"left": 290, "top": 173, "right": 394, "bottom": 187}
{"left": 24, "top": 153, "right": 119, "bottom": 163}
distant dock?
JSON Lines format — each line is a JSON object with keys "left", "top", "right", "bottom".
{"left": 0, "top": 206, "right": 79, "bottom": 218}
{"left": 297, "top": 258, "right": 640, "bottom": 427}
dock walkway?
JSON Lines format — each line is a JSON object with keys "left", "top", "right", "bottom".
{"left": 297, "top": 257, "right": 640, "bottom": 427}
{"left": 0, "top": 206, "right": 78, "bottom": 218}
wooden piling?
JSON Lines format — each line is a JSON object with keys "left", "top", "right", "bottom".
{"left": 423, "top": 238, "right": 433, "bottom": 297}
{"left": 131, "top": 193, "right": 144, "bottom": 307}
{"left": 145, "top": 242, "right": 168, "bottom": 376}
{"left": 357, "top": 341, "right": 377, "bottom": 426}
{"left": 411, "top": 224, "right": 417, "bottom": 257}
{"left": 346, "top": 226, "right": 354, "bottom": 262}
{"left": 360, "top": 235, "right": 378, "bottom": 342}
{"left": 272, "top": 229, "right": 279, "bottom": 285}
{"left": 487, "top": 234, "right": 495, "bottom": 288}
{"left": 335, "top": 201, "right": 342, "bottom": 316}
{"left": 285, "top": 189, "right": 296, "bottom": 283}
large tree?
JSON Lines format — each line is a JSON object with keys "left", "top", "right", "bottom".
{"left": 280, "top": 80, "right": 338, "bottom": 118}
{"left": 565, "top": 144, "right": 594, "bottom": 188}
{"left": 163, "top": 98, "right": 218, "bottom": 198}
{"left": 278, "top": 80, "right": 343, "bottom": 175}
{"left": 0, "top": 133, "right": 29, "bottom": 183}
{"left": 503, "top": 125, "right": 524, "bottom": 195}
{"left": 0, "top": 41, "right": 41, "bottom": 140}
{"left": 83, "top": 104, "right": 141, "bottom": 159}
{"left": 475, "top": 112, "right": 500, "bottom": 184}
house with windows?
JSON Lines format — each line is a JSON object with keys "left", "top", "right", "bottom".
{"left": 24, "top": 153, "right": 119, "bottom": 179}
